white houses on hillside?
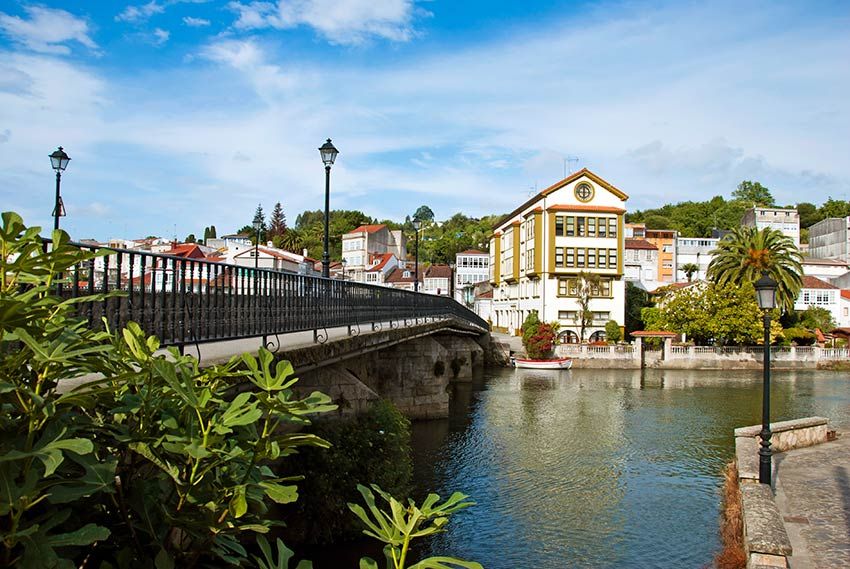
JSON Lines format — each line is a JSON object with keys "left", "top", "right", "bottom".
{"left": 454, "top": 249, "right": 490, "bottom": 303}
{"left": 742, "top": 207, "right": 800, "bottom": 247}
{"left": 342, "top": 224, "right": 407, "bottom": 283}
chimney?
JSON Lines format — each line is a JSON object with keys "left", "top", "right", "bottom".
{"left": 303, "top": 248, "right": 308, "bottom": 257}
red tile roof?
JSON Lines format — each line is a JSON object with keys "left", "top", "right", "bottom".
{"left": 385, "top": 267, "right": 422, "bottom": 283}
{"left": 625, "top": 238, "right": 657, "bottom": 250}
{"left": 631, "top": 331, "right": 678, "bottom": 337}
{"left": 367, "top": 253, "right": 395, "bottom": 272}
{"left": 841, "top": 290, "right": 850, "bottom": 301}
{"left": 546, "top": 205, "right": 626, "bottom": 214}
{"left": 475, "top": 290, "right": 493, "bottom": 299}
{"left": 458, "top": 249, "right": 487, "bottom": 255}
{"left": 802, "top": 276, "right": 837, "bottom": 290}
{"left": 166, "top": 244, "right": 208, "bottom": 259}
{"left": 346, "top": 224, "right": 386, "bottom": 235}
{"left": 425, "top": 264, "right": 453, "bottom": 279}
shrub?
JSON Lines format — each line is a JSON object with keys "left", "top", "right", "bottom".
{"left": 525, "top": 323, "right": 556, "bottom": 359}
{"left": 277, "top": 400, "right": 413, "bottom": 545}
{"left": 604, "top": 320, "right": 622, "bottom": 343}
{"left": 783, "top": 326, "right": 816, "bottom": 346}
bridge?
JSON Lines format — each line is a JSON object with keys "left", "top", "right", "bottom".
{"left": 59, "top": 240, "right": 500, "bottom": 418}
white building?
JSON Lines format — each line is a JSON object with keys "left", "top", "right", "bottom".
{"left": 802, "top": 258, "right": 849, "bottom": 283}
{"left": 623, "top": 238, "right": 660, "bottom": 289}
{"left": 675, "top": 237, "right": 719, "bottom": 282}
{"left": 342, "top": 224, "right": 407, "bottom": 282}
{"left": 808, "top": 217, "right": 850, "bottom": 262}
{"left": 423, "top": 264, "right": 453, "bottom": 296}
{"left": 489, "top": 168, "right": 627, "bottom": 342}
{"left": 361, "top": 253, "right": 400, "bottom": 285}
{"left": 454, "top": 249, "right": 490, "bottom": 303}
{"left": 795, "top": 276, "right": 842, "bottom": 327}
{"left": 231, "top": 245, "right": 318, "bottom": 276}
{"left": 741, "top": 207, "right": 801, "bottom": 247}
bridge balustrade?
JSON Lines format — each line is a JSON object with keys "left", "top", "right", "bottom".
{"left": 52, "top": 240, "right": 488, "bottom": 349}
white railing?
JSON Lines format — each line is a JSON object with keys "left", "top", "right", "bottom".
{"left": 557, "top": 344, "right": 850, "bottom": 362}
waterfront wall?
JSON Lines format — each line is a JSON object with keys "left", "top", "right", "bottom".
{"left": 554, "top": 343, "right": 850, "bottom": 370}
{"left": 733, "top": 417, "right": 833, "bottom": 569}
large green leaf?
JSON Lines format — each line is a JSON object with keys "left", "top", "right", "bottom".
{"left": 407, "top": 558, "right": 483, "bottom": 569}
{"left": 259, "top": 482, "right": 298, "bottom": 504}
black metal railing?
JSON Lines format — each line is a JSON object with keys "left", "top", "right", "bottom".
{"left": 53, "top": 240, "right": 488, "bottom": 349}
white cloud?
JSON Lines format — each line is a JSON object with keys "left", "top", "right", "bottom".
{"left": 153, "top": 28, "right": 170, "bottom": 45}
{"left": 183, "top": 16, "right": 211, "bottom": 27}
{"left": 228, "top": 0, "right": 421, "bottom": 45}
{"left": 0, "top": 6, "right": 98, "bottom": 54}
{"left": 115, "top": 1, "right": 165, "bottom": 23}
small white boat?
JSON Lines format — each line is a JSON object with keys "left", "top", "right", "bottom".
{"left": 512, "top": 357, "right": 573, "bottom": 370}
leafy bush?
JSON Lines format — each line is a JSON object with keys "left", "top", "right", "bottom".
{"left": 782, "top": 326, "right": 816, "bottom": 346}
{"left": 349, "top": 484, "right": 482, "bottom": 569}
{"left": 0, "top": 212, "right": 335, "bottom": 567}
{"left": 520, "top": 310, "right": 541, "bottom": 350}
{"left": 525, "top": 323, "right": 556, "bottom": 359}
{"left": 277, "top": 400, "right": 413, "bottom": 545}
{"left": 604, "top": 320, "right": 622, "bottom": 343}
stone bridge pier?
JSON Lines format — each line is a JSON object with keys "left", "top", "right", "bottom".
{"left": 274, "top": 320, "right": 495, "bottom": 420}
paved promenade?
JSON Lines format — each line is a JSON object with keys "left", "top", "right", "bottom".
{"left": 774, "top": 435, "right": 850, "bottom": 569}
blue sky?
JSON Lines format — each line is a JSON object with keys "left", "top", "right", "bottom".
{"left": 1, "top": 1, "right": 849, "bottom": 240}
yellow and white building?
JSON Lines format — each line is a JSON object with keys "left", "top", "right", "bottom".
{"left": 489, "top": 169, "right": 627, "bottom": 342}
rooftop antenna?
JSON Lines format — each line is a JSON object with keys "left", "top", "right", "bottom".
{"left": 528, "top": 182, "right": 538, "bottom": 197}
{"left": 564, "top": 156, "right": 579, "bottom": 178}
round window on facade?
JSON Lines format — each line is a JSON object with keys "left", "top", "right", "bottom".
{"left": 575, "top": 182, "right": 594, "bottom": 202}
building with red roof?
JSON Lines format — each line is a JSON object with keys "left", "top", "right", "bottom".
{"left": 342, "top": 224, "right": 407, "bottom": 283}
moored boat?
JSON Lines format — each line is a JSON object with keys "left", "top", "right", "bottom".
{"left": 512, "top": 357, "right": 573, "bottom": 370}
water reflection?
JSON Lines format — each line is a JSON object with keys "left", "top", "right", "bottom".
{"left": 413, "top": 368, "right": 850, "bottom": 569}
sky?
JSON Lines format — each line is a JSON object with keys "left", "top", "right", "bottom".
{"left": 1, "top": 0, "right": 849, "bottom": 241}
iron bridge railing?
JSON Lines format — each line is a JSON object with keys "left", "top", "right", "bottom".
{"left": 52, "top": 240, "right": 489, "bottom": 350}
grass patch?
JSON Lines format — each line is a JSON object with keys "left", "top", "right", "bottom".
{"left": 715, "top": 461, "right": 747, "bottom": 569}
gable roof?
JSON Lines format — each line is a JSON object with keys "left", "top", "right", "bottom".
{"left": 457, "top": 249, "right": 486, "bottom": 255}
{"left": 385, "top": 267, "right": 422, "bottom": 283}
{"left": 625, "top": 238, "right": 657, "bottom": 251}
{"left": 345, "top": 224, "right": 386, "bottom": 236}
{"left": 166, "top": 244, "right": 208, "bottom": 259}
{"left": 425, "top": 264, "right": 452, "bottom": 279}
{"left": 366, "top": 253, "right": 396, "bottom": 272}
{"left": 494, "top": 168, "right": 628, "bottom": 230}
{"left": 802, "top": 276, "right": 837, "bottom": 290}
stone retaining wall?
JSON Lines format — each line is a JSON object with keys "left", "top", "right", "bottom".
{"left": 733, "top": 417, "right": 831, "bottom": 568}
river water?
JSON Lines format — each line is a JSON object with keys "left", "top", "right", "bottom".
{"left": 405, "top": 367, "right": 850, "bottom": 569}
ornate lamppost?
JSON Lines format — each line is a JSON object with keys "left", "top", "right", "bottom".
{"left": 49, "top": 146, "right": 71, "bottom": 230}
{"left": 449, "top": 261, "right": 456, "bottom": 299}
{"left": 754, "top": 271, "right": 778, "bottom": 485}
{"left": 341, "top": 258, "right": 347, "bottom": 281}
{"left": 412, "top": 218, "right": 421, "bottom": 292}
{"left": 318, "top": 139, "right": 339, "bottom": 278}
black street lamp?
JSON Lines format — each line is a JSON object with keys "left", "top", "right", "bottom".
{"left": 449, "top": 262, "right": 456, "bottom": 299}
{"left": 49, "top": 146, "right": 70, "bottom": 230}
{"left": 318, "top": 138, "right": 339, "bottom": 278}
{"left": 341, "top": 258, "right": 347, "bottom": 280}
{"left": 253, "top": 219, "right": 262, "bottom": 269}
{"left": 754, "top": 271, "right": 778, "bottom": 485}
{"left": 412, "top": 218, "right": 421, "bottom": 292}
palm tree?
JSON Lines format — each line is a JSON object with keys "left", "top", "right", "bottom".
{"left": 680, "top": 262, "right": 699, "bottom": 282}
{"left": 277, "top": 228, "right": 303, "bottom": 253}
{"left": 707, "top": 226, "right": 803, "bottom": 311}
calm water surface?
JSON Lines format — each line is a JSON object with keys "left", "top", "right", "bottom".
{"left": 406, "top": 368, "right": 850, "bottom": 569}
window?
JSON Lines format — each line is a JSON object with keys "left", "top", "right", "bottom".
{"left": 555, "top": 216, "right": 564, "bottom": 236}
{"left": 566, "top": 248, "right": 575, "bottom": 267}
{"left": 608, "top": 250, "right": 617, "bottom": 267}
{"left": 598, "top": 218, "right": 607, "bottom": 237}
{"left": 587, "top": 249, "right": 596, "bottom": 268}
{"left": 593, "top": 311, "right": 610, "bottom": 322}
{"left": 555, "top": 249, "right": 564, "bottom": 267}
{"left": 558, "top": 279, "right": 568, "bottom": 296}
{"left": 598, "top": 248, "right": 607, "bottom": 269}
{"left": 577, "top": 249, "right": 586, "bottom": 268}
{"left": 566, "top": 216, "right": 575, "bottom": 237}
{"left": 577, "top": 217, "right": 586, "bottom": 237}
{"left": 558, "top": 310, "right": 578, "bottom": 320}
{"left": 588, "top": 217, "right": 596, "bottom": 237}
{"left": 608, "top": 219, "right": 617, "bottom": 238}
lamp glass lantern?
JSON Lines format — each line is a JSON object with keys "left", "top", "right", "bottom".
{"left": 49, "top": 146, "right": 71, "bottom": 171}
{"left": 319, "top": 139, "right": 339, "bottom": 166}
{"left": 412, "top": 218, "right": 421, "bottom": 231}
{"left": 754, "top": 272, "right": 778, "bottom": 310}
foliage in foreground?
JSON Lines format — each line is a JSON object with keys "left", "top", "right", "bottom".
{"left": 520, "top": 311, "right": 556, "bottom": 359}
{"left": 349, "top": 485, "right": 482, "bottom": 569}
{"left": 1, "top": 211, "right": 479, "bottom": 568}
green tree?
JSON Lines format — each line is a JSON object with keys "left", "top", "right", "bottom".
{"left": 643, "top": 214, "right": 673, "bottom": 230}
{"left": 185, "top": 233, "right": 196, "bottom": 243}
{"left": 413, "top": 205, "right": 435, "bottom": 223}
{"left": 625, "top": 282, "right": 652, "bottom": 335}
{"left": 208, "top": 225, "right": 216, "bottom": 238}
{"left": 733, "top": 181, "right": 775, "bottom": 206}
{"left": 574, "top": 272, "right": 601, "bottom": 342}
{"left": 707, "top": 226, "right": 803, "bottom": 311}
{"left": 680, "top": 262, "right": 699, "bottom": 282}
{"left": 796, "top": 202, "right": 821, "bottom": 228}
{"left": 799, "top": 306, "right": 835, "bottom": 332}
{"left": 203, "top": 226, "right": 210, "bottom": 244}
{"left": 655, "top": 281, "right": 781, "bottom": 345}
{"left": 605, "top": 320, "right": 622, "bottom": 343}
{"left": 269, "top": 202, "right": 287, "bottom": 239}
{"left": 819, "top": 197, "right": 850, "bottom": 219}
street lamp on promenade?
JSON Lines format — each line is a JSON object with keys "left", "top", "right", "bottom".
{"left": 412, "top": 218, "right": 421, "bottom": 292}
{"left": 49, "top": 146, "right": 70, "bottom": 230}
{"left": 318, "top": 138, "right": 339, "bottom": 278}
{"left": 754, "top": 271, "right": 778, "bottom": 485}
{"left": 341, "top": 258, "right": 347, "bottom": 280}
{"left": 449, "top": 261, "right": 456, "bottom": 299}
{"left": 253, "top": 219, "right": 262, "bottom": 269}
